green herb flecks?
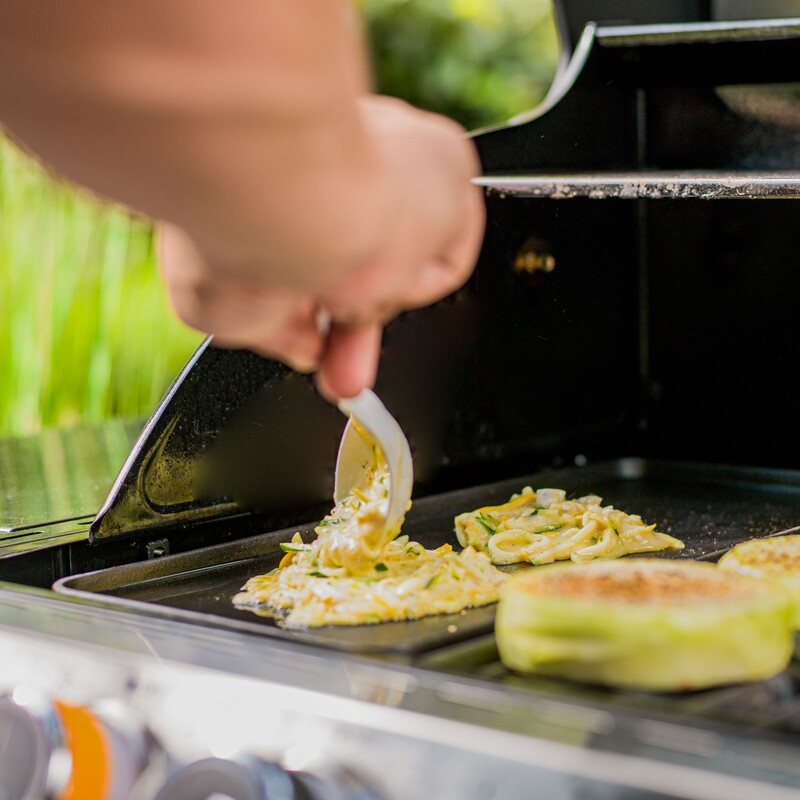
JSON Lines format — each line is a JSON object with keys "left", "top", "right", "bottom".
{"left": 532, "top": 524, "right": 563, "bottom": 535}
{"left": 476, "top": 513, "right": 497, "bottom": 535}
{"left": 279, "top": 542, "right": 308, "bottom": 553}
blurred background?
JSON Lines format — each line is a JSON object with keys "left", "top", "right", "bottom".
{"left": 0, "top": 0, "right": 560, "bottom": 438}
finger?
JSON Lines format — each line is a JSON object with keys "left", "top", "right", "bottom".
{"left": 320, "top": 256, "right": 407, "bottom": 323}
{"left": 157, "top": 221, "right": 207, "bottom": 296}
{"left": 241, "top": 322, "right": 325, "bottom": 374}
{"left": 158, "top": 224, "right": 325, "bottom": 371}
{"left": 400, "top": 186, "right": 486, "bottom": 309}
{"left": 444, "top": 183, "right": 487, "bottom": 280}
{"left": 213, "top": 299, "right": 326, "bottom": 373}
{"left": 316, "top": 321, "right": 382, "bottom": 401}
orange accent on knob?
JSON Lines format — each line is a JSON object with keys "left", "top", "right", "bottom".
{"left": 53, "top": 701, "right": 111, "bottom": 800}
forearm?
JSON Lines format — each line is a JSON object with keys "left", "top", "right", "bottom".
{"left": 0, "top": 0, "right": 386, "bottom": 288}
{"left": 0, "top": 0, "right": 484, "bottom": 398}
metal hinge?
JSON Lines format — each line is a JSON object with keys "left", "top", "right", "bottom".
{"left": 146, "top": 539, "right": 170, "bottom": 559}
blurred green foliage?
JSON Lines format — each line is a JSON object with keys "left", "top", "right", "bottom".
{"left": 0, "top": 145, "right": 201, "bottom": 436}
{"left": 365, "top": 0, "right": 559, "bottom": 129}
{"left": 0, "top": 0, "right": 559, "bottom": 438}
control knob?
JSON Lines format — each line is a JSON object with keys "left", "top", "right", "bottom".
{"left": 0, "top": 690, "right": 67, "bottom": 800}
{"left": 153, "top": 755, "right": 382, "bottom": 800}
{"left": 0, "top": 689, "right": 157, "bottom": 800}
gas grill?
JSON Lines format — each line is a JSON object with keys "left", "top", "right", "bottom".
{"left": 3, "top": 4, "right": 800, "bottom": 798}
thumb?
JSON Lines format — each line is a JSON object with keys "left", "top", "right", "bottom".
{"left": 316, "top": 322, "right": 382, "bottom": 402}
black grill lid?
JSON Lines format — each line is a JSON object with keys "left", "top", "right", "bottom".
{"left": 90, "top": 16, "right": 800, "bottom": 546}
{"left": 90, "top": 300, "right": 481, "bottom": 543}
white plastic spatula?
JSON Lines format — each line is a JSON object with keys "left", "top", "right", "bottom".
{"left": 334, "top": 389, "right": 413, "bottom": 536}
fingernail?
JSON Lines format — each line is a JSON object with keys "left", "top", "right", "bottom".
{"left": 292, "top": 359, "right": 318, "bottom": 374}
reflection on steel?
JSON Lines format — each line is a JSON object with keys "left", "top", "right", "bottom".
{"left": 476, "top": 172, "right": 800, "bottom": 200}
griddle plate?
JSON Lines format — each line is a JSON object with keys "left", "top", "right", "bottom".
{"left": 55, "top": 459, "right": 800, "bottom": 657}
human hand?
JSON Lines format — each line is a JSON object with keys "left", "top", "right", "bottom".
{"left": 2, "top": 0, "right": 485, "bottom": 400}
{"left": 157, "top": 96, "right": 485, "bottom": 400}
{"left": 316, "top": 96, "right": 485, "bottom": 399}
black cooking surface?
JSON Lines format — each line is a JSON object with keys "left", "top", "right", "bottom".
{"left": 55, "top": 459, "right": 800, "bottom": 656}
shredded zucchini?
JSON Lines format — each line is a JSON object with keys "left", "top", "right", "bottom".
{"left": 455, "top": 487, "right": 683, "bottom": 566}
